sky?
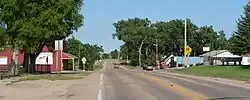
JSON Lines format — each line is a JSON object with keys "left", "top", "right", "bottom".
{"left": 73, "top": 0, "right": 249, "bottom": 53}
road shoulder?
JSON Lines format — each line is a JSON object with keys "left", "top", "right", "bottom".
{"left": 156, "top": 70, "right": 250, "bottom": 89}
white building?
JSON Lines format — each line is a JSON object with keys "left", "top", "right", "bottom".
{"left": 200, "top": 50, "right": 242, "bottom": 66}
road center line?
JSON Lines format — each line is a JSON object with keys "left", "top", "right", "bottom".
{"left": 97, "top": 89, "right": 102, "bottom": 100}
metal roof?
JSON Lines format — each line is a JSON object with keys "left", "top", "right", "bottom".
{"left": 199, "top": 50, "right": 228, "bottom": 57}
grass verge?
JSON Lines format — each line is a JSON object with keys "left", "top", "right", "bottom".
{"left": 93, "top": 60, "right": 104, "bottom": 71}
{"left": 127, "top": 66, "right": 137, "bottom": 69}
{"left": 172, "top": 66, "right": 250, "bottom": 82}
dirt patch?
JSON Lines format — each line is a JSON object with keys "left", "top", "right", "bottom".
{"left": 0, "top": 79, "right": 84, "bottom": 100}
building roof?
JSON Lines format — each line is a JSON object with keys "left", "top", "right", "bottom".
{"left": 62, "top": 52, "right": 78, "bottom": 59}
{"left": 212, "top": 52, "right": 241, "bottom": 58}
{"left": 199, "top": 50, "right": 228, "bottom": 57}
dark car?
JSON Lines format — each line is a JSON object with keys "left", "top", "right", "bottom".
{"left": 114, "top": 64, "right": 120, "bottom": 69}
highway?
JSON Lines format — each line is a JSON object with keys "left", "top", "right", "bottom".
{"left": 99, "top": 60, "right": 250, "bottom": 100}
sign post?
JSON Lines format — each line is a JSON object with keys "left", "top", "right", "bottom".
{"left": 184, "top": 45, "right": 192, "bottom": 67}
{"left": 81, "top": 57, "right": 87, "bottom": 71}
{"left": 55, "top": 40, "right": 63, "bottom": 74}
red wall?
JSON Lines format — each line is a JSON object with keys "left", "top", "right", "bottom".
{"left": 51, "top": 50, "right": 63, "bottom": 72}
{"left": 18, "top": 49, "right": 24, "bottom": 65}
{"left": 0, "top": 47, "right": 65, "bottom": 73}
{"left": 0, "top": 48, "right": 12, "bottom": 65}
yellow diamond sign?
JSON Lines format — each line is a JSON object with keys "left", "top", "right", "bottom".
{"left": 185, "top": 45, "right": 192, "bottom": 56}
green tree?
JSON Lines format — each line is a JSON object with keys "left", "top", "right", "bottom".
{"left": 216, "top": 30, "right": 228, "bottom": 50}
{"left": 102, "top": 53, "right": 110, "bottom": 59}
{"left": 0, "top": 0, "right": 83, "bottom": 72}
{"left": 230, "top": 1, "right": 250, "bottom": 55}
{"left": 114, "top": 18, "right": 224, "bottom": 67}
{"left": 113, "top": 18, "right": 154, "bottom": 67}
{"left": 110, "top": 49, "right": 119, "bottom": 59}
{"left": 67, "top": 37, "right": 104, "bottom": 70}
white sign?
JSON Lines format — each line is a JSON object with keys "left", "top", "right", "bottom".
{"left": 0, "top": 56, "right": 8, "bottom": 65}
{"left": 203, "top": 47, "right": 210, "bottom": 52}
{"left": 82, "top": 57, "right": 87, "bottom": 64}
{"left": 35, "top": 52, "right": 53, "bottom": 65}
{"left": 55, "top": 40, "right": 63, "bottom": 50}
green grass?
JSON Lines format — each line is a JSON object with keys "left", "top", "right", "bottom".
{"left": 91, "top": 60, "right": 104, "bottom": 70}
{"left": 127, "top": 65, "right": 137, "bottom": 69}
{"left": 173, "top": 66, "right": 250, "bottom": 82}
{"left": 18, "top": 74, "right": 85, "bottom": 81}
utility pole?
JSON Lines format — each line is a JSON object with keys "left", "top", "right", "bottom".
{"left": 117, "top": 51, "right": 120, "bottom": 60}
{"left": 184, "top": 19, "right": 187, "bottom": 67}
{"left": 126, "top": 49, "right": 129, "bottom": 64}
{"left": 155, "top": 39, "right": 159, "bottom": 69}
{"left": 78, "top": 39, "right": 81, "bottom": 71}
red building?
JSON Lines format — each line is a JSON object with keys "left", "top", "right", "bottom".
{"left": 0, "top": 45, "right": 76, "bottom": 73}
{"left": 0, "top": 48, "right": 13, "bottom": 69}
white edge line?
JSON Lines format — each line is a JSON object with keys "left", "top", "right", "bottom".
{"left": 97, "top": 89, "right": 102, "bottom": 100}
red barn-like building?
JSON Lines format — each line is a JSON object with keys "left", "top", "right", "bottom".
{"left": 0, "top": 45, "right": 76, "bottom": 73}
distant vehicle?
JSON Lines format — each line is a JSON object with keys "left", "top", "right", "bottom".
{"left": 146, "top": 66, "right": 154, "bottom": 71}
{"left": 114, "top": 64, "right": 120, "bottom": 69}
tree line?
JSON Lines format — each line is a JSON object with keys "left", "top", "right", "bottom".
{"left": 0, "top": 0, "right": 84, "bottom": 73}
{"left": 66, "top": 37, "right": 104, "bottom": 70}
{"left": 112, "top": 1, "right": 250, "bottom": 67}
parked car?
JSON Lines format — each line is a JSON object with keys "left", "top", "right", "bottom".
{"left": 146, "top": 66, "right": 154, "bottom": 71}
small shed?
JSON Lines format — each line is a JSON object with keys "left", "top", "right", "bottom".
{"left": 200, "top": 50, "right": 242, "bottom": 66}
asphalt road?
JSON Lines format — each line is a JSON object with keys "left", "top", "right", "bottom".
{"left": 102, "top": 61, "right": 188, "bottom": 100}
{"left": 99, "top": 61, "right": 250, "bottom": 100}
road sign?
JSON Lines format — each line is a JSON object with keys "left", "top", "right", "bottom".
{"left": 185, "top": 45, "right": 192, "bottom": 56}
{"left": 55, "top": 40, "right": 63, "bottom": 50}
{"left": 203, "top": 47, "right": 210, "bottom": 51}
{"left": 82, "top": 57, "right": 87, "bottom": 64}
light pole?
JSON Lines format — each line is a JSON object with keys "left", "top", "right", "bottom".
{"left": 183, "top": 19, "right": 187, "bottom": 67}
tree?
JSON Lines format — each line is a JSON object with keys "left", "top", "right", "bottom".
{"left": 216, "top": 30, "right": 228, "bottom": 50}
{"left": 102, "top": 53, "right": 110, "bottom": 59}
{"left": 114, "top": 17, "right": 225, "bottom": 67}
{"left": 0, "top": 0, "right": 83, "bottom": 73}
{"left": 113, "top": 18, "right": 154, "bottom": 67}
{"left": 110, "top": 49, "right": 119, "bottom": 59}
{"left": 67, "top": 37, "right": 104, "bottom": 70}
{"left": 229, "top": 1, "right": 250, "bottom": 55}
